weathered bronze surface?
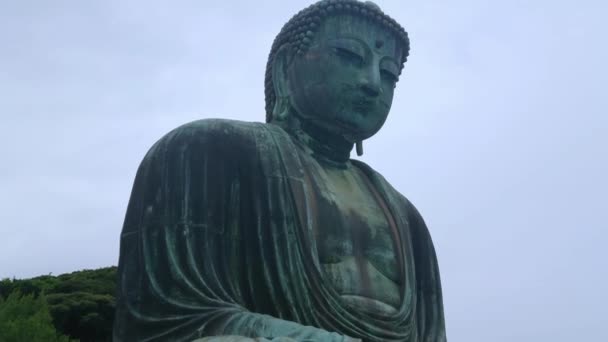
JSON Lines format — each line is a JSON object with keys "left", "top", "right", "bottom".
{"left": 114, "top": 1, "right": 446, "bottom": 341}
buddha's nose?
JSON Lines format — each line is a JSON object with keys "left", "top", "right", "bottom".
{"left": 360, "top": 68, "right": 382, "bottom": 97}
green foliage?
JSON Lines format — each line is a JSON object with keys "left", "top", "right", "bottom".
{"left": 47, "top": 292, "right": 115, "bottom": 341}
{"left": 0, "top": 291, "right": 71, "bottom": 342}
{"left": 0, "top": 266, "right": 117, "bottom": 342}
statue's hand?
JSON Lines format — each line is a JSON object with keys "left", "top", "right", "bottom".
{"left": 192, "top": 336, "right": 357, "bottom": 342}
{"left": 191, "top": 337, "right": 297, "bottom": 342}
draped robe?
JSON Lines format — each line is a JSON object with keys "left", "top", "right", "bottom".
{"left": 114, "top": 119, "right": 446, "bottom": 341}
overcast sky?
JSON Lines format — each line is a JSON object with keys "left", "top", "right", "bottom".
{"left": 1, "top": 0, "right": 606, "bottom": 341}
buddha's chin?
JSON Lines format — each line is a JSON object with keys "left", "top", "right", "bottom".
{"left": 295, "top": 109, "right": 384, "bottom": 142}
{"left": 332, "top": 115, "right": 385, "bottom": 142}
{"left": 320, "top": 120, "right": 369, "bottom": 143}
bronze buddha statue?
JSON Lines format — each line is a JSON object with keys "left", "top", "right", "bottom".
{"left": 114, "top": 1, "right": 446, "bottom": 341}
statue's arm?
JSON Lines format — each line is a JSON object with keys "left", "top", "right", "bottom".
{"left": 115, "top": 120, "right": 355, "bottom": 342}
{"left": 194, "top": 336, "right": 360, "bottom": 342}
{"left": 203, "top": 312, "right": 357, "bottom": 341}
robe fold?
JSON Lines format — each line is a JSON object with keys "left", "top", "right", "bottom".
{"left": 114, "top": 119, "right": 446, "bottom": 342}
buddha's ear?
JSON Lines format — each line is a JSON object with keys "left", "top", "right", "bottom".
{"left": 271, "top": 46, "right": 293, "bottom": 121}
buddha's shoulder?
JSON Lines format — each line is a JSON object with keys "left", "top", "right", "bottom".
{"left": 161, "top": 118, "right": 269, "bottom": 143}
{"left": 145, "top": 119, "right": 275, "bottom": 158}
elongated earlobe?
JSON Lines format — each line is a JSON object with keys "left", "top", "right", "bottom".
{"left": 273, "top": 96, "right": 290, "bottom": 121}
{"left": 356, "top": 141, "right": 363, "bottom": 156}
{"left": 271, "top": 46, "right": 293, "bottom": 122}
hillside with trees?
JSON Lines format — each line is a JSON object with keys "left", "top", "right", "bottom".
{"left": 0, "top": 267, "right": 116, "bottom": 342}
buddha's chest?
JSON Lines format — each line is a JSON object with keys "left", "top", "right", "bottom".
{"left": 309, "top": 164, "right": 401, "bottom": 296}
{"left": 316, "top": 171, "right": 399, "bottom": 276}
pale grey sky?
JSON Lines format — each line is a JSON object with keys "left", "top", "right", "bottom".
{"left": 1, "top": 0, "right": 606, "bottom": 341}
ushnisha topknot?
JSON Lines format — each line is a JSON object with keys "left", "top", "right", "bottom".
{"left": 264, "top": 0, "right": 410, "bottom": 122}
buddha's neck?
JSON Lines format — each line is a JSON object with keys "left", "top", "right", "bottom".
{"left": 277, "top": 115, "right": 354, "bottom": 168}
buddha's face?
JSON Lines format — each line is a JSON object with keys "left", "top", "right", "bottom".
{"left": 286, "top": 14, "right": 404, "bottom": 141}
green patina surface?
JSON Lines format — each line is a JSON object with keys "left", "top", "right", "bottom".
{"left": 114, "top": 1, "right": 446, "bottom": 341}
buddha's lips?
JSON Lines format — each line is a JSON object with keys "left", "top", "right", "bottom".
{"left": 352, "top": 98, "right": 376, "bottom": 112}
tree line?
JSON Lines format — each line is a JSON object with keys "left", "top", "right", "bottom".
{"left": 0, "top": 266, "right": 116, "bottom": 342}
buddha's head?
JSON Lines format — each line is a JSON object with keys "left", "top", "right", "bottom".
{"left": 265, "top": 0, "right": 409, "bottom": 144}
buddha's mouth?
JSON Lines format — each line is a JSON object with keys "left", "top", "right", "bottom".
{"left": 352, "top": 98, "right": 376, "bottom": 112}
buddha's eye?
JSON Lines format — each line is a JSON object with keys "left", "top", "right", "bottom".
{"left": 380, "top": 69, "right": 398, "bottom": 84}
{"left": 333, "top": 47, "right": 364, "bottom": 67}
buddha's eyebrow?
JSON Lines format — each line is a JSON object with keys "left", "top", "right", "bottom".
{"left": 326, "top": 37, "right": 366, "bottom": 53}
{"left": 328, "top": 36, "right": 366, "bottom": 46}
